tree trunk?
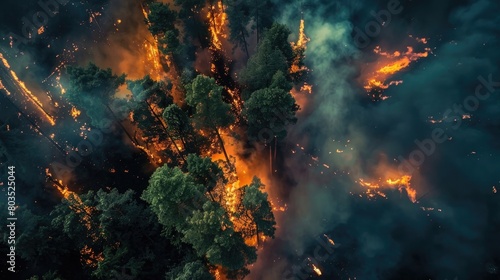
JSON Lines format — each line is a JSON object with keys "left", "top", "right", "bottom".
{"left": 144, "top": 100, "right": 185, "bottom": 161}
{"left": 241, "top": 26, "right": 250, "bottom": 59}
{"left": 214, "top": 127, "right": 232, "bottom": 169}
{"left": 104, "top": 104, "right": 139, "bottom": 146}
{"left": 256, "top": 223, "right": 260, "bottom": 246}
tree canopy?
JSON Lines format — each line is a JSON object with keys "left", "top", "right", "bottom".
{"left": 243, "top": 84, "right": 299, "bottom": 141}
{"left": 65, "top": 63, "right": 125, "bottom": 128}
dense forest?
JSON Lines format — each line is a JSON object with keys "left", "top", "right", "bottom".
{"left": 2, "top": 0, "right": 500, "bottom": 279}
{"left": 0, "top": 0, "right": 306, "bottom": 279}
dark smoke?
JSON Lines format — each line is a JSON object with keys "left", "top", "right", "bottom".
{"left": 249, "top": 0, "right": 500, "bottom": 279}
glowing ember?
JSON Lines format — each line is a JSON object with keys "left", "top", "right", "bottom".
{"left": 311, "top": 263, "right": 322, "bottom": 276}
{"left": 324, "top": 234, "right": 335, "bottom": 246}
{"left": 0, "top": 78, "right": 11, "bottom": 95}
{"left": 300, "top": 83, "right": 313, "bottom": 94}
{"left": 80, "top": 245, "right": 104, "bottom": 268}
{"left": 71, "top": 107, "right": 81, "bottom": 119}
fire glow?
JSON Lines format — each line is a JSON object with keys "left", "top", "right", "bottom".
{"left": 359, "top": 174, "right": 417, "bottom": 203}
{"left": 0, "top": 52, "right": 56, "bottom": 125}
{"left": 207, "top": 1, "right": 228, "bottom": 51}
{"left": 363, "top": 37, "right": 431, "bottom": 92}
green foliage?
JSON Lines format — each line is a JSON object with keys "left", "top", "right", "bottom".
{"left": 141, "top": 165, "right": 207, "bottom": 232}
{"left": 270, "top": 70, "right": 293, "bottom": 92}
{"left": 186, "top": 75, "right": 234, "bottom": 131}
{"left": 51, "top": 189, "right": 171, "bottom": 279}
{"left": 147, "top": 2, "right": 182, "bottom": 58}
{"left": 147, "top": 3, "right": 177, "bottom": 37}
{"left": 186, "top": 154, "right": 225, "bottom": 193}
{"left": 0, "top": 203, "right": 77, "bottom": 279}
{"left": 163, "top": 104, "right": 207, "bottom": 154}
{"left": 185, "top": 75, "right": 234, "bottom": 165}
{"left": 166, "top": 260, "right": 214, "bottom": 280}
{"left": 127, "top": 75, "right": 173, "bottom": 141}
{"left": 182, "top": 201, "right": 256, "bottom": 270}
{"left": 263, "top": 23, "right": 294, "bottom": 66}
{"left": 243, "top": 86, "right": 299, "bottom": 140}
{"left": 240, "top": 38, "right": 288, "bottom": 96}
{"left": 160, "top": 29, "right": 181, "bottom": 55}
{"left": 239, "top": 177, "right": 276, "bottom": 241}
{"left": 65, "top": 63, "right": 125, "bottom": 128}
{"left": 248, "top": 0, "right": 275, "bottom": 40}
{"left": 174, "top": 0, "right": 205, "bottom": 19}
{"left": 226, "top": 0, "right": 251, "bottom": 57}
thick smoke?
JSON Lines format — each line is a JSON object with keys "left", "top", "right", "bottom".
{"left": 250, "top": 0, "right": 500, "bottom": 279}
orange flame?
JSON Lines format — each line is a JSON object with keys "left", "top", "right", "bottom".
{"left": 359, "top": 174, "right": 417, "bottom": 203}
{"left": 311, "top": 263, "right": 322, "bottom": 276}
{"left": 71, "top": 107, "right": 81, "bottom": 119}
{"left": 363, "top": 38, "right": 431, "bottom": 91}
{"left": 207, "top": 1, "right": 228, "bottom": 51}
{"left": 0, "top": 52, "right": 56, "bottom": 125}
{"left": 290, "top": 19, "right": 310, "bottom": 74}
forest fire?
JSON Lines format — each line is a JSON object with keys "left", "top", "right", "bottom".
{"left": 291, "top": 18, "right": 309, "bottom": 74}
{"left": 0, "top": 52, "right": 56, "bottom": 125}
{"left": 71, "top": 107, "right": 81, "bottom": 119}
{"left": 207, "top": 1, "right": 228, "bottom": 51}
{"left": 359, "top": 174, "right": 417, "bottom": 202}
{"left": 2, "top": 1, "right": 498, "bottom": 279}
{"left": 363, "top": 37, "right": 431, "bottom": 92}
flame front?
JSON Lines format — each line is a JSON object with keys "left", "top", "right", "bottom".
{"left": 0, "top": 52, "right": 56, "bottom": 125}
{"left": 363, "top": 37, "right": 431, "bottom": 92}
{"left": 359, "top": 174, "right": 417, "bottom": 203}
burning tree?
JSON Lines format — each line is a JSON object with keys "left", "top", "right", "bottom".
{"left": 65, "top": 63, "right": 136, "bottom": 143}
{"left": 146, "top": 2, "right": 181, "bottom": 57}
{"left": 186, "top": 153, "right": 227, "bottom": 200}
{"left": 50, "top": 188, "right": 172, "bottom": 279}
{"left": 163, "top": 103, "right": 209, "bottom": 155}
{"left": 127, "top": 75, "right": 186, "bottom": 163}
{"left": 185, "top": 75, "right": 234, "bottom": 167}
{"left": 236, "top": 177, "right": 276, "bottom": 246}
{"left": 142, "top": 163, "right": 257, "bottom": 278}
{"left": 226, "top": 0, "right": 252, "bottom": 58}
